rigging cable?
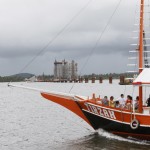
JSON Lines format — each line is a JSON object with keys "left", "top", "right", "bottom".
{"left": 16, "top": 0, "right": 94, "bottom": 74}
{"left": 124, "top": 0, "right": 139, "bottom": 98}
{"left": 57, "top": 109, "right": 94, "bottom": 132}
{"left": 69, "top": 0, "right": 123, "bottom": 93}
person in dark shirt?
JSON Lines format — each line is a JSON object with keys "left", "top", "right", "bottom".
{"left": 134, "top": 96, "right": 139, "bottom": 110}
{"left": 102, "top": 96, "right": 109, "bottom": 106}
{"left": 146, "top": 95, "right": 150, "bottom": 107}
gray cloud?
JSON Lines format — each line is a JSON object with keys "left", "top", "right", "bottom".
{"left": 0, "top": 0, "right": 140, "bottom": 76}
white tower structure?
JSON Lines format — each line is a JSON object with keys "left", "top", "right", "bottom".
{"left": 54, "top": 60, "right": 78, "bottom": 81}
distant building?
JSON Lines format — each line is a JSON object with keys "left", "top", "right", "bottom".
{"left": 25, "top": 76, "right": 37, "bottom": 82}
{"left": 54, "top": 59, "right": 78, "bottom": 81}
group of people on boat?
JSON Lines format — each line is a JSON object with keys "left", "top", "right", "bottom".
{"left": 93, "top": 91, "right": 150, "bottom": 112}
{"left": 97, "top": 94, "right": 150, "bottom": 111}
{"left": 97, "top": 94, "right": 139, "bottom": 111}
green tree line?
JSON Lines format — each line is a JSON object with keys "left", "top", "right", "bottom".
{"left": 0, "top": 73, "right": 135, "bottom": 82}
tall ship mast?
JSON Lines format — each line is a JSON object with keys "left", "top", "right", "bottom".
{"left": 138, "top": 0, "right": 144, "bottom": 113}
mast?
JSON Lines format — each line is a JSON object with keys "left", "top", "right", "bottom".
{"left": 139, "top": 0, "right": 144, "bottom": 113}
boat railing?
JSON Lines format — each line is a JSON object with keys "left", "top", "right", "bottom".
{"left": 143, "top": 106, "right": 150, "bottom": 115}
{"left": 88, "top": 97, "right": 145, "bottom": 113}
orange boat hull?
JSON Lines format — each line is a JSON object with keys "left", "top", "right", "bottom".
{"left": 41, "top": 92, "right": 91, "bottom": 126}
{"left": 41, "top": 92, "right": 150, "bottom": 141}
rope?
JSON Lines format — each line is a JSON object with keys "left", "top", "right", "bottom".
{"left": 127, "top": 0, "right": 139, "bottom": 74}
{"left": 69, "top": 0, "right": 123, "bottom": 93}
{"left": 125, "top": 1, "right": 140, "bottom": 122}
{"left": 144, "top": 86, "right": 147, "bottom": 104}
{"left": 131, "top": 86, "right": 136, "bottom": 120}
{"left": 15, "top": 0, "right": 94, "bottom": 75}
{"left": 57, "top": 108, "right": 93, "bottom": 132}
{"left": 62, "top": 115, "right": 93, "bottom": 132}
{"left": 123, "top": 85, "right": 126, "bottom": 96}
{"left": 79, "top": 0, "right": 123, "bottom": 74}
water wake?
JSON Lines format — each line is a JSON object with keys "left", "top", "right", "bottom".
{"left": 96, "top": 129, "right": 150, "bottom": 145}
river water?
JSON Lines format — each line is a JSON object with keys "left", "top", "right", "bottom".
{"left": 1, "top": 80, "right": 150, "bottom": 150}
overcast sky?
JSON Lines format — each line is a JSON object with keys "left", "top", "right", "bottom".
{"left": 0, "top": 0, "right": 140, "bottom": 76}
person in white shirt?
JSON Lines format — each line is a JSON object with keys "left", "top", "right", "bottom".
{"left": 117, "top": 94, "right": 126, "bottom": 108}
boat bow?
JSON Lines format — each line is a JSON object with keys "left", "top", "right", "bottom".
{"left": 41, "top": 92, "right": 92, "bottom": 126}
{"left": 8, "top": 83, "right": 92, "bottom": 127}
